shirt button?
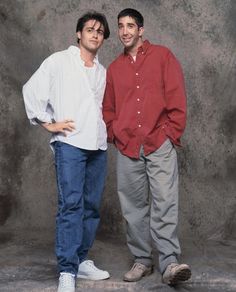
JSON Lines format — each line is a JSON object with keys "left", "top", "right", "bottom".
{"left": 131, "top": 61, "right": 134, "bottom": 64}
{"left": 136, "top": 85, "right": 140, "bottom": 89}
{"left": 138, "top": 124, "right": 142, "bottom": 127}
{"left": 136, "top": 72, "right": 139, "bottom": 76}
{"left": 137, "top": 98, "right": 140, "bottom": 101}
{"left": 137, "top": 111, "right": 140, "bottom": 114}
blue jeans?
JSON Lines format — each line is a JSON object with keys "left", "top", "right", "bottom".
{"left": 53, "top": 142, "right": 107, "bottom": 275}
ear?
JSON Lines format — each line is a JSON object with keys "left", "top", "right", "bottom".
{"left": 138, "top": 27, "right": 144, "bottom": 37}
{"left": 76, "top": 31, "right": 81, "bottom": 40}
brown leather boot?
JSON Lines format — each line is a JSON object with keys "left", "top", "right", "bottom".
{"left": 123, "top": 263, "right": 153, "bottom": 282}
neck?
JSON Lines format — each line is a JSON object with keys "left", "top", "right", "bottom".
{"left": 126, "top": 38, "right": 144, "bottom": 57}
{"left": 79, "top": 45, "right": 96, "bottom": 67}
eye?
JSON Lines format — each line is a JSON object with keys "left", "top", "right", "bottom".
{"left": 98, "top": 30, "right": 104, "bottom": 36}
{"left": 128, "top": 24, "right": 135, "bottom": 28}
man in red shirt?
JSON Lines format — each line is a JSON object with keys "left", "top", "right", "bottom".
{"left": 103, "top": 8, "right": 191, "bottom": 286}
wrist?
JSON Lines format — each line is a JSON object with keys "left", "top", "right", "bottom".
{"left": 41, "top": 122, "right": 52, "bottom": 131}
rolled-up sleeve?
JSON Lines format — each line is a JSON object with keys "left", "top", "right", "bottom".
{"left": 22, "top": 56, "right": 54, "bottom": 125}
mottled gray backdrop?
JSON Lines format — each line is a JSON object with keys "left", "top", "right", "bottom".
{"left": 0, "top": 0, "right": 235, "bottom": 243}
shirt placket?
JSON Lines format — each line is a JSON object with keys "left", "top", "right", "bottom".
{"left": 130, "top": 53, "right": 144, "bottom": 156}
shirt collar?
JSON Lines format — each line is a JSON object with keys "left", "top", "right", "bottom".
{"left": 123, "top": 39, "right": 151, "bottom": 57}
{"left": 68, "top": 45, "right": 99, "bottom": 65}
{"left": 138, "top": 39, "right": 150, "bottom": 54}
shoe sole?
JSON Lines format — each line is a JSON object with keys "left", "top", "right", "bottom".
{"left": 77, "top": 274, "right": 110, "bottom": 281}
{"left": 123, "top": 269, "right": 153, "bottom": 282}
{"left": 166, "top": 268, "right": 191, "bottom": 286}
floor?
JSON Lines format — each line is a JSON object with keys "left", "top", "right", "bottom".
{"left": 0, "top": 229, "right": 236, "bottom": 292}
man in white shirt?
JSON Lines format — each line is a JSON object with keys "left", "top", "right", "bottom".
{"left": 23, "top": 11, "right": 110, "bottom": 292}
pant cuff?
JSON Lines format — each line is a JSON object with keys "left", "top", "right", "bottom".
{"left": 160, "top": 255, "right": 178, "bottom": 274}
{"left": 59, "top": 270, "right": 76, "bottom": 276}
{"left": 135, "top": 257, "right": 153, "bottom": 267}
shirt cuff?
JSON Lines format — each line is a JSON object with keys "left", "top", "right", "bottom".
{"left": 30, "top": 112, "right": 52, "bottom": 125}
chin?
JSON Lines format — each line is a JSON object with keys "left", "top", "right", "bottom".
{"left": 121, "top": 41, "right": 130, "bottom": 46}
{"left": 88, "top": 47, "right": 98, "bottom": 53}
{"left": 124, "top": 43, "right": 133, "bottom": 49}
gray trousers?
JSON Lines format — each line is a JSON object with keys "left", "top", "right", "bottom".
{"left": 117, "top": 139, "right": 181, "bottom": 274}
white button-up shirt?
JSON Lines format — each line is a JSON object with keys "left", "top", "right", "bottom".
{"left": 23, "top": 45, "right": 107, "bottom": 151}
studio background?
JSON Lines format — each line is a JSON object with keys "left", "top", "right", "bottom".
{"left": 0, "top": 0, "right": 236, "bottom": 245}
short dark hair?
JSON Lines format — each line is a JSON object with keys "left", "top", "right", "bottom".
{"left": 118, "top": 8, "right": 144, "bottom": 28}
{"left": 76, "top": 11, "right": 110, "bottom": 42}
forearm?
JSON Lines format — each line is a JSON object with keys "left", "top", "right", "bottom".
{"left": 164, "top": 51, "right": 187, "bottom": 142}
{"left": 166, "top": 109, "right": 186, "bottom": 143}
{"left": 103, "top": 69, "right": 116, "bottom": 143}
{"left": 103, "top": 107, "right": 116, "bottom": 143}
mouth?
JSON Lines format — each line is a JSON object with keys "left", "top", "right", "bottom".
{"left": 90, "top": 40, "right": 98, "bottom": 45}
{"left": 122, "top": 37, "right": 132, "bottom": 43}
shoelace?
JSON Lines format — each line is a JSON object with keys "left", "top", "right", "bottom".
{"left": 132, "top": 263, "right": 146, "bottom": 271}
{"left": 85, "top": 260, "right": 100, "bottom": 271}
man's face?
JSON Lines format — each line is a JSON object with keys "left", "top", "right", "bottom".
{"left": 118, "top": 16, "right": 144, "bottom": 49}
{"left": 77, "top": 19, "right": 105, "bottom": 53}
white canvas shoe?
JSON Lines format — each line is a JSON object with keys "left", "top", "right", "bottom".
{"left": 57, "top": 272, "right": 75, "bottom": 292}
{"left": 77, "top": 260, "right": 110, "bottom": 280}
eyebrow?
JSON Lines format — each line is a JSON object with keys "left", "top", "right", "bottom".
{"left": 118, "top": 22, "right": 136, "bottom": 26}
{"left": 86, "top": 26, "right": 104, "bottom": 31}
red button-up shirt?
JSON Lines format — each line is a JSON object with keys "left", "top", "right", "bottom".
{"left": 103, "top": 40, "right": 187, "bottom": 159}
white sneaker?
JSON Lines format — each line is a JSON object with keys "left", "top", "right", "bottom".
{"left": 57, "top": 272, "right": 75, "bottom": 292}
{"left": 77, "top": 260, "right": 110, "bottom": 280}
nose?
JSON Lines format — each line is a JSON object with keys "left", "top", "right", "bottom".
{"left": 92, "top": 30, "right": 98, "bottom": 38}
{"left": 123, "top": 26, "right": 128, "bottom": 35}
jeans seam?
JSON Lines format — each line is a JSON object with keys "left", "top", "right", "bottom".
{"left": 55, "top": 144, "right": 65, "bottom": 206}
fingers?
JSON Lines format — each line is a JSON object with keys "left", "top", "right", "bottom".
{"left": 62, "top": 120, "right": 75, "bottom": 132}
{"left": 45, "top": 119, "right": 76, "bottom": 135}
{"left": 62, "top": 122, "right": 76, "bottom": 132}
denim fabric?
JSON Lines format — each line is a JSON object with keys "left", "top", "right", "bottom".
{"left": 53, "top": 142, "right": 107, "bottom": 275}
